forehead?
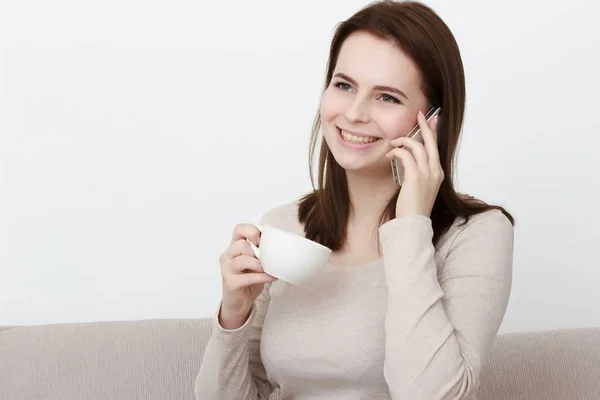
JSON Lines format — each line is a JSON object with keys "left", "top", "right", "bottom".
{"left": 334, "top": 31, "right": 421, "bottom": 91}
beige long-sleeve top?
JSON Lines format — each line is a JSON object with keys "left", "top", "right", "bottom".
{"left": 196, "top": 201, "right": 514, "bottom": 400}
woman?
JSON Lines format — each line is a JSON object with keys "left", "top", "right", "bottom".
{"left": 196, "top": 1, "right": 514, "bottom": 399}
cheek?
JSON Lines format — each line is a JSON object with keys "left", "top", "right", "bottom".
{"left": 378, "top": 112, "right": 418, "bottom": 140}
{"left": 320, "top": 87, "right": 348, "bottom": 122}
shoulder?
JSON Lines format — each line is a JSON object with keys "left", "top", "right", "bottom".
{"left": 442, "top": 209, "right": 513, "bottom": 242}
{"left": 455, "top": 208, "right": 513, "bottom": 235}
{"left": 436, "top": 209, "right": 514, "bottom": 262}
{"left": 259, "top": 200, "right": 305, "bottom": 237}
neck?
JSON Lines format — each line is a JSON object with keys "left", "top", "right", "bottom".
{"left": 345, "top": 168, "right": 398, "bottom": 224}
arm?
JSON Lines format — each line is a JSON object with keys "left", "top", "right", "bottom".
{"left": 195, "top": 283, "right": 276, "bottom": 400}
{"left": 378, "top": 210, "right": 513, "bottom": 400}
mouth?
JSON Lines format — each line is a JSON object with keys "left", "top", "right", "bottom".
{"left": 337, "top": 127, "right": 381, "bottom": 146}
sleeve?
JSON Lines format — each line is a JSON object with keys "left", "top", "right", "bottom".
{"left": 377, "top": 210, "right": 514, "bottom": 400}
{"left": 195, "top": 283, "right": 275, "bottom": 400}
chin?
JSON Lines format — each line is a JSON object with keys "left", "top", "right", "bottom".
{"left": 327, "top": 144, "right": 387, "bottom": 175}
{"left": 336, "top": 158, "right": 389, "bottom": 176}
{"left": 324, "top": 130, "right": 387, "bottom": 173}
{"left": 334, "top": 159, "right": 368, "bottom": 172}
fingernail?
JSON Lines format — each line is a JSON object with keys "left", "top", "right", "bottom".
{"left": 418, "top": 111, "right": 424, "bottom": 117}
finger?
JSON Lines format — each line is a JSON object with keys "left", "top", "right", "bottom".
{"left": 418, "top": 111, "right": 441, "bottom": 168}
{"left": 225, "top": 239, "right": 256, "bottom": 259}
{"left": 231, "top": 223, "right": 261, "bottom": 246}
{"left": 230, "top": 255, "right": 264, "bottom": 274}
{"left": 229, "top": 273, "right": 277, "bottom": 290}
{"left": 389, "top": 136, "right": 428, "bottom": 172}
{"left": 386, "top": 147, "right": 418, "bottom": 182}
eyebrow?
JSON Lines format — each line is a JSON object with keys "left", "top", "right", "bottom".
{"left": 333, "top": 72, "right": 408, "bottom": 100}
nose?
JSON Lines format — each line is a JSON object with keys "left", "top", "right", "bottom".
{"left": 344, "top": 96, "right": 370, "bottom": 124}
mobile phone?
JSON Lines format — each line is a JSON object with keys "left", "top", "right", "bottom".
{"left": 391, "top": 106, "right": 442, "bottom": 185}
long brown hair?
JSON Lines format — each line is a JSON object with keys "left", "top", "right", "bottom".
{"left": 298, "top": 0, "right": 514, "bottom": 251}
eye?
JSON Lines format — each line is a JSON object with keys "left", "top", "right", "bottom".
{"left": 333, "top": 82, "right": 353, "bottom": 92}
{"left": 380, "top": 94, "right": 400, "bottom": 104}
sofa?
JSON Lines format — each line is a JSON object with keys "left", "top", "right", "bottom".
{"left": 1, "top": 320, "right": 599, "bottom": 400}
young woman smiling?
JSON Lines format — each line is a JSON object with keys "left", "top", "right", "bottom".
{"left": 196, "top": 1, "right": 514, "bottom": 399}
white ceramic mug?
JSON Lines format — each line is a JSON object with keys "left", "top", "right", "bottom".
{"left": 247, "top": 224, "right": 332, "bottom": 285}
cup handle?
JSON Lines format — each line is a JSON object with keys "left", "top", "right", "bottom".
{"left": 247, "top": 224, "right": 263, "bottom": 259}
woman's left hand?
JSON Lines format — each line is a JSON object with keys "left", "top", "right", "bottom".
{"left": 385, "top": 110, "right": 444, "bottom": 219}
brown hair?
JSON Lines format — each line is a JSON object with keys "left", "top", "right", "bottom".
{"left": 298, "top": 0, "right": 514, "bottom": 251}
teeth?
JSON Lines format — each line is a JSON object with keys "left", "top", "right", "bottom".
{"left": 341, "top": 130, "right": 378, "bottom": 144}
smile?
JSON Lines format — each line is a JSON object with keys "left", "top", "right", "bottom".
{"left": 337, "top": 128, "right": 380, "bottom": 149}
{"left": 341, "top": 131, "right": 379, "bottom": 144}
{"left": 338, "top": 128, "right": 381, "bottom": 145}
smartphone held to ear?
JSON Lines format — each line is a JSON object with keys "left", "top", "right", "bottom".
{"left": 391, "top": 106, "right": 442, "bottom": 185}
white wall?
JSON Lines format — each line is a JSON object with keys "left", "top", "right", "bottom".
{"left": 1, "top": 0, "right": 599, "bottom": 333}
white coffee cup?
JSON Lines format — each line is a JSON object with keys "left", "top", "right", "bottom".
{"left": 247, "top": 224, "right": 332, "bottom": 285}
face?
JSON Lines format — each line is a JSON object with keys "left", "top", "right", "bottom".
{"left": 320, "top": 31, "right": 430, "bottom": 176}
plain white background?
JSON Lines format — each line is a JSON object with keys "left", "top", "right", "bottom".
{"left": 1, "top": 0, "right": 599, "bottom": 333}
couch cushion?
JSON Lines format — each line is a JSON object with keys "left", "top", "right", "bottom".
{"left": 2, "top": 319, "right": 599, "bottom": 400}
{"left": 0, "top": 319, "right": 211, "bottom": 400}
{"left": 477, "top": 327, "right": 600, "bottom": 400}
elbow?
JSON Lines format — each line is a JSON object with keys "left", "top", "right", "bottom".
{"left": 386, "top": 359, "right": 479, "bottom": 400}
{"left": 194, "top": 365, "right": 214, "bottom": 400}
{"left": 444, "top": 362, "right": 478, "bottom": 400}
{"left": 195, "top": 359, "right": 223, "bottom": 400}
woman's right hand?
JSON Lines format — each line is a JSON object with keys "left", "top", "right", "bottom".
{"left": 218, "top": 223, "right": 277, "bottom": 330}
